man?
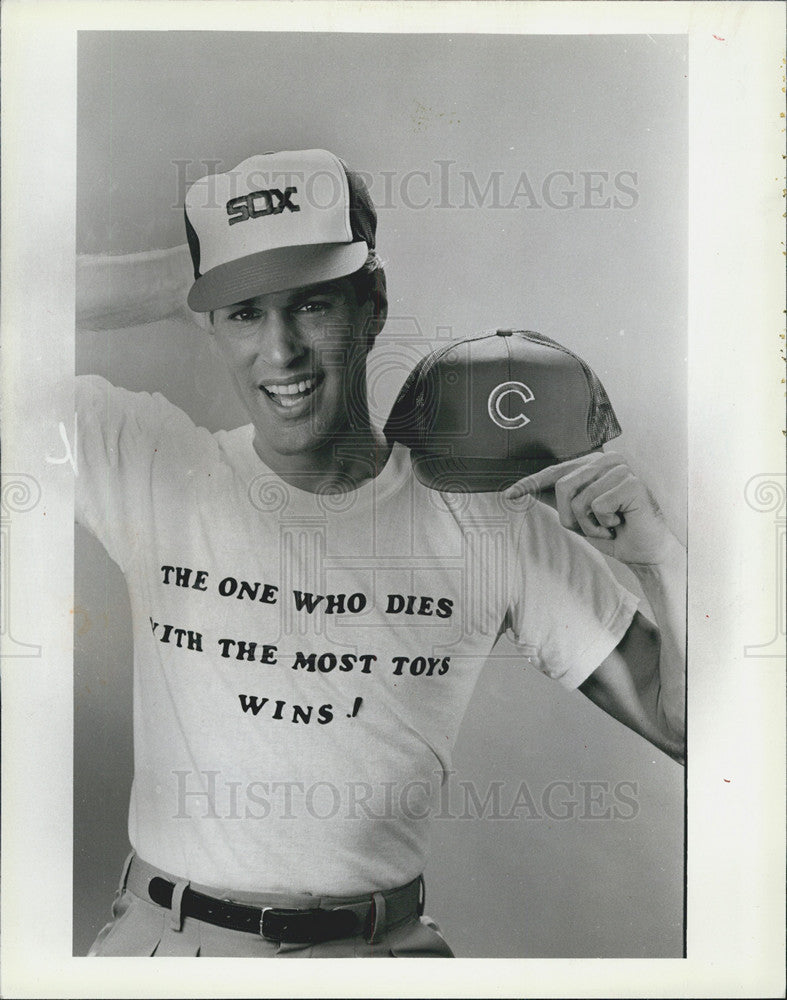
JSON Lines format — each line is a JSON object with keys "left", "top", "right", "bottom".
{"left": 77, "top": 148, "right": 685, "bottom": 957}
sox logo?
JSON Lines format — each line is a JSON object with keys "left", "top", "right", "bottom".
{"left": 487, "top": 381, "right": 535, "bottom": 430}
{"left": 226, "top": 186, "right": 300, "bottom": 226}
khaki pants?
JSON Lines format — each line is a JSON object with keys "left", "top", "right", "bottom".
{"left": 88, "top": 853, "right": 454, "bottom": 958}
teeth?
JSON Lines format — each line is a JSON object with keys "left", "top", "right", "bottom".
{"left": 262, "top": 376, "right": 318, "bottom": 404}
{"left": 264, "top": 377, "right": 315, "bottom": 396}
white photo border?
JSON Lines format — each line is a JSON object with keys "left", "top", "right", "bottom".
{"left": 1, "top": 1, "right": 784, "bottom": 997}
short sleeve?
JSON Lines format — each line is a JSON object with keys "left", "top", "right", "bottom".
{"left": 506, "top": 497, "right": 639, "bottom": 689}
{"left": 75, "top": 374, "right": 205, "bottom": 569}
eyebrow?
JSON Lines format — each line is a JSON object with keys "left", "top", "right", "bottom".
{"left": 289, "top": 281, "right": 345, "bottom": 300}
{"left": 224, "top": 282, "right": 345, "bottom": 311}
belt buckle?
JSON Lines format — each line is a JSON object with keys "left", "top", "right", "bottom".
{"left": 259, "top": 907, "right": 277, "bottom": 942}
{"left": 260, "top": 905, "right": 313, "bottom": 943}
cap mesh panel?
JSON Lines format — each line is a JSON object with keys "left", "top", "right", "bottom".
{"left": 509, "top": 330, "right": 622, "bottom": 446}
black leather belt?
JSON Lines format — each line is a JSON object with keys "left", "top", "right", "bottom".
{"left": 128, "top": 857, "right": 424, "bottom": 944}
{"left": 148, "top": 877, "right": 362, "bottom": 942}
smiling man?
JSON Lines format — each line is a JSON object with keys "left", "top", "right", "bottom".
{"left": 77, "top": 148, "right": 685, "bottom": 958}
{"left": 208, "top": 277, "right": 387, "bottom": 491}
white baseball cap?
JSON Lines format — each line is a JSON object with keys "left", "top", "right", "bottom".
{"left": 184, "top": 149, "right": 376, "bottom": 312}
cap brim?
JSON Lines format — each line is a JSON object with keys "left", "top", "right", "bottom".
{"left": 410, "top": 454, "right": 558, "bottom": 493}
{"left": 188, "top": 241, "right": 369, "bottom": 312}
{"left": 411, "top": 448, "right": 606, "bottom": 493}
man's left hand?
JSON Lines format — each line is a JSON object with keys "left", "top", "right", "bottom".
{"left": 505, "top": 451, "right": 676, "bottom": 566}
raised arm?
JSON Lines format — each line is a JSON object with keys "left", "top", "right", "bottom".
{"left": 506, "top": 452, "right": 686, "bottom": 764}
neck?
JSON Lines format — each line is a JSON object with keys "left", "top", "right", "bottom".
{"left": 253, "top": 425, "right": 393, "bottom": 494}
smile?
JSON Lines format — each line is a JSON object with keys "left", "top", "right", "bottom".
{"left": 259, "top": 375, "right": 322, "bottom": 409}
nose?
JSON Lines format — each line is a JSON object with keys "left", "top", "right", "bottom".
{"left": 258, "top": 310, "right": 305, "bottom": 368}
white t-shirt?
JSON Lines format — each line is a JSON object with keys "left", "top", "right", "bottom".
{"left": 76, "top": 375, "right": 639, "bottom": 895}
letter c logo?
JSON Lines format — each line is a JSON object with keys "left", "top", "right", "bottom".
{"left": 487, "top": 381, "right": 535, "bottom": 430}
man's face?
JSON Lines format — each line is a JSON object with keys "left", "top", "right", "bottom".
{"left": 210, "top": 278, "right": 374, "bottom": 464}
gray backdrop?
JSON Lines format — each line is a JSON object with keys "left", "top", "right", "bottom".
{"left": 74, "top": 31, "right": 686, "bottom": 957}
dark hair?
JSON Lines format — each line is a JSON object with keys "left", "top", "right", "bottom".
{"left": 347, "top": 251, "right": 387, "bottom": 350}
